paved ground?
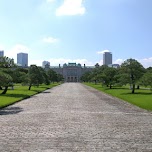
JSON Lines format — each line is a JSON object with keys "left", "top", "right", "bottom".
{"left": 0, "top": 83, "right": 152, "bottom": 152}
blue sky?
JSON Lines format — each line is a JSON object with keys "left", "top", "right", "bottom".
{"left": 0, "top": 0, "right": 152, "bottom": 67}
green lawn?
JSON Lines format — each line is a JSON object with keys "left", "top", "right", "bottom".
{"left": 0, "top": 83, "right": 60, "bottom": 108}
{"left": 84, "top": 83, "right": 152, "bottom": 111}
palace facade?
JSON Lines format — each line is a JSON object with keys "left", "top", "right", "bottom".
{"left": 49, "top": 63, "right": 94, "bottom": 82}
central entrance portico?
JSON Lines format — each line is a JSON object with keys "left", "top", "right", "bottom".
{"left": 63, "top": 63, "right": 82, "bottom": 82}
{"left": 67, "top": 76, "right": 78, "bottom": 82}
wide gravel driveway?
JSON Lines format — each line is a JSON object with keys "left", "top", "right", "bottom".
{"left": 0, "top": 83, "right": 152, "bottom": 152}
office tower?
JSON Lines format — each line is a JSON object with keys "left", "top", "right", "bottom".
{"left": 17, "top": 53, "right": 28, "bottom": 67}
{"left": 0, "top": 50, "right": 4, "bottom": 57}
{"left": 103, "top": 52, "right": 112, "bottom": 65}
{"left": 42, "top": 61, "right": 50, "bottom": 68}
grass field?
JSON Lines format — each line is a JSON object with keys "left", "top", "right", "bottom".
{"left": 0, "top": 83, "right": 59, "bottom": 108}
{"left": 84, "top": 83, "right": 152, "bottom": 111}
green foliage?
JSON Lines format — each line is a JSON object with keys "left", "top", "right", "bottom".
{"left": 28, "top": 65, "right": 44, "bottom": 90}
{"left": 47, "top": 69, "right": 58, "bottom": 82}
{"left": 120, "top": 58, "right": 145, "bottom": 93}
{"left": 81, "top": 59, "right": 147, "bottom": 93}
{"left": 146, "top": 67, "right": 152, "bottom": 72}
{"left": 57, "top": 73, "right": 64, "bottom": 82}
{"left": 81, "top": 64, "right": 118, "bottom": 88}
{"left": 10, "top": 68, "right": 27, "bottom": 83}
{"left": 140, "top": 71, "right": 152, "bottom": 91}
{"left": 0, "top": 71, "right": 13, "bottom": 87}
{"left": 0, "top": 56, "right": 16, "bottom": 94}
{"left": 101, "top": 67, "right": 117, "bottom": 88}
{"left": 38, "top": 67, "right": 50, "bottom": 85}
{"left": 115, "top": 73, "right": 129, "bottom": 86}
{"left": 0, "top": 56, "right": 16, "bottom": 68}
{"left": 0, "top": 71, "right": 13, "bottom": 94}
{"left": 0, "top": 56, "right": 61, "bottom": 92}
{"left": 81, "top": 71, "right": 92, "bottom": 82}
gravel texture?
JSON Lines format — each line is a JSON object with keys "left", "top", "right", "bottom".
{"left": 0, "top": 83, "right": 152, "bottom": 152}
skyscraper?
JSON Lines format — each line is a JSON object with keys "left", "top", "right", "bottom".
{"left": 17, "top": 53, "right": 28, "bottom": 67}
{"left": 0, "top": 50, "right": 4, "bottom": 57}
{"left": 103, "top": 52, "right": 112, "bottom": 65}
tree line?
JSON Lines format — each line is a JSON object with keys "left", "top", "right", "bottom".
{"left": 81, "top": 58, "right": 152, "bottom": 93}
{"left": 0, "top": 56, "right": 63, "bottom": 94}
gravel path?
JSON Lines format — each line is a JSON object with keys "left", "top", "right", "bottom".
{"left": 0, "top": 83, "right": 152, "bottom": 152}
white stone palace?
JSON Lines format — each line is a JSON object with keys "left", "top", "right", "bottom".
{"left": 49, "top": 63, "right": 94, "bottom": 82}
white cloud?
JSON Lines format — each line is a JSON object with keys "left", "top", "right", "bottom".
{"left": 97, "top": 50, "right": 110, "bottom": 54}
{"left": 98, "top": 59, "right": 103, "bottom": 65}
{"left": 138, "top": 57, "right": 152, "bottom": 68}
{"left": 56, "top": 0, "right": 86, "bottom": 16}
{"left": 29, "top": 59, "right": 44, "bottom": 66}
{"left": 43, "top": 37, "right": 59, "bottom": 43}
{"left": 113, "top": 59, "right": 124, "bottom": 65}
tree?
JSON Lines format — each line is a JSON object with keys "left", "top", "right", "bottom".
{"left": 140, "top": 71, "right": 152, "bottom": 91}
{"left": 0, "top": 71, "right": 13, "bottom": 94}
{"left": 57, "top": 73, "right": 64, "bottom": 82}
{"left": 7, "top": 68, "right": 27, "bottom": 83}
{"left": 115, "top": 73, "right": 129, "bottom": 87}
{"left": 0, "top": 56, "right": 15, "bottom": 94}
{"left": 90, "top": 64, "right": 107, "bottom": 84}
{"left": 95, "top": 65, "right": 108, "bottom": 84}
{"left": 146, "top": 67, "right": 152, "bottom": 72}
{"left": 28, "top": 65, "right": 44, "bottom": 90}
{"left": 100, "top": 67, "right": 117, "bottom": 89}
{"left": 47, "top": 69, "right": 58, "bottom": 83}
{"left": 91, "top": 68, "right": 99, "bottom": 84}
{"left": 95, "top": 63, "right": 100, "bottom": 68}
{"left": 0, "top": 56, "right": 15, "bottom": 68}
{"left": 120, "top": 58, "right": 145, "bottom": 93}
{"left": 38, "top": 67, "right": 50, "bottom": 85}
{"left": 81, "top": 71, "right": 91, "bottom": 82}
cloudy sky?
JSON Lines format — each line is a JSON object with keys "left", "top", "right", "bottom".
{"left": 0, "top": 0, "right": 152, "bottom": 67}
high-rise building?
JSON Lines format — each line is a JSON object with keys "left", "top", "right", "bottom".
{"left": 17, "top": 53, "right": 28, "bottom": 67}
{"left": 103, "top": 52, "right": 112, "bottom": 65}
{"left": 0, "top": 50, "right": 4, "bottom": 57}
{"left": 42, "top": 61, "right": 50, "bottom": 68}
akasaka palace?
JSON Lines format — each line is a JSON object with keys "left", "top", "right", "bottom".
{"left": 47, "top": 63, "right": 94, "bottom": 82}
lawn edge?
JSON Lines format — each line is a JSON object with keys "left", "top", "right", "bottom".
{"left": 0, "top": 84, "right": 60, "bottom": 109}
{"left": 83, "top": 83, "right": 152, "bottom": 112}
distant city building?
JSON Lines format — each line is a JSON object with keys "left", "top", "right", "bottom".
{"left": 42, "top": 61, "right": 50, "bottom": 68}
{"left": 49, "top": 63, "right": 94, "bottom": 82}
{"left": 0, "top": 50, "right": 4, "bottom": 57}
{"left": 17, "top": 53, "right": 28, "bottom": 67}
{"left": 103, "top": 52, "right": 112, "bottom": 65}
{"left": 108, "top": 64, "right": 120, "bottom": 68}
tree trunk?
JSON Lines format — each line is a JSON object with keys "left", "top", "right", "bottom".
{"left": 29, "top": 85, "right": 31, "bottom": 90}
{"left": 137, "top": 85, "right": 140, "bottom": 89}
{"left": 95, "top": 80, "right": 97, "bottom": 85}
{"left": 1, "top": 86, "right": 8, "bottom": 94}
{"left": 132, "top": 84, "right": 135, "bottom": 94}
{"left": 110, "top": 84, "right": 112, "bottom": 89}
{"left": 0, "top": 86, "right": 2, "bottom": 90}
